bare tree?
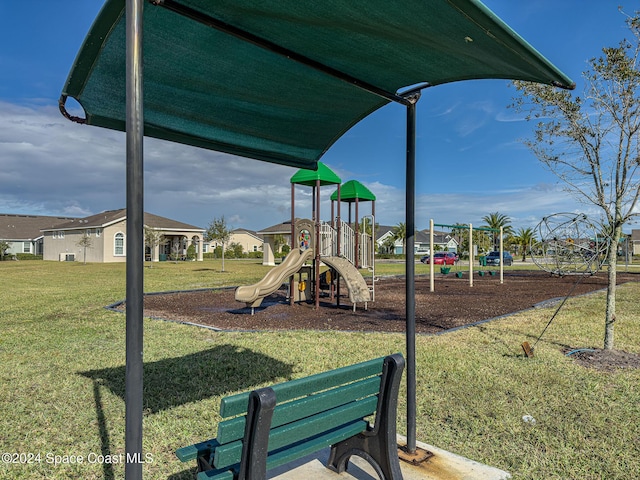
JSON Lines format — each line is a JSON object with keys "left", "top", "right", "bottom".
{"left": 206, "top": 216, "right": 232, "bottom": 272}
{"left": 511, "top": 10, "right": 640, "bottom": 350}
{"left": 76, "top": 233, "right": 93, "bottom": 265}
{"left": 0, "top": 240, "right": 10, "bottom": 261}
{"left": 144, "top": 226, "right": 164, "bottom": 267}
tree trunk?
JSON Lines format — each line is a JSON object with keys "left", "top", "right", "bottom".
{"left": 603, "top": 228, "right": 620, "bottom": 350}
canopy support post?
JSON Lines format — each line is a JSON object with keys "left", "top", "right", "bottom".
{"left": 404, "top": 91, "right": 420, "bottom": 454}
{"left": 125, "top": 0, "right": 145, "bottom": 479}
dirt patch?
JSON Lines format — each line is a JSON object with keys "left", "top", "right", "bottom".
{"left": 126, "top": 269, "right": 640, "bottom": 370}
{"left": 565, "top": 348, "right": 640, "bottom": 372}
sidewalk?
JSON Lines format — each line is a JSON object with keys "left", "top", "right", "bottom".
{"left": 269, "top": 435, "right": 511, "bottom": 480}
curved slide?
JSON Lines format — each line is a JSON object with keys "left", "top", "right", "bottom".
{"left": 235, "top": 248, "right": 314, "bottom": 308}
{"left": 321, "top": 256, "right": 371, "bottom": 304}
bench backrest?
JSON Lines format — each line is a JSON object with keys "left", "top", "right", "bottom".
{"left": 213, "top": 354, "right": 397, "bottom": 474}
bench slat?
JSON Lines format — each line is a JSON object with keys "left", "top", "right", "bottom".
{"left": 219, "top": 356, "right": 384, "bottom": 418}
{"left": 214, "top": 396, "right": 377, "bottom": 469}
{"left": 196, "top": 420, "right": 367, "bottom": 480}
{"left": 196, "top": 467, "right": 234, "bottom": 480}
{"left": 264, "top": 420, "right": 368, "bottom": 472}
{"left": 216, "top": 376, "right": 380, "bottom": 444}
{"left": 175, "top": 438, "right": 220, "bottom": 463}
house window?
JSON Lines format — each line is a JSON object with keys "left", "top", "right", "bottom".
{"left": 23, "top": 242, "right": 31, "bottom": 253}
{"left": 114, "top": 232, "right": 125, "bottom": 256}
{"left": 59, "top": 231, "right": 65, "bottom": 239}
{"left": 95, "top": 228, "right": 101, "bottom": 237}
{"left": 85, "top": 229, "right": 91, "bottom": 236}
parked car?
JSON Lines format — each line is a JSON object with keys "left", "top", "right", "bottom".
{"left": 420, "top": 252, "right": 458, "bottom": 265}
{"left": 485, "top": 251, "right": 513, "bottom": 266}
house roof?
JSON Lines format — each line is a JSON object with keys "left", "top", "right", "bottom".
{"left": 257, "top": 221, "right": 294, "bottom": 236}
{"left": 231, "top": 228, "right": 264, "bottom": 242}
{"left": 376, "top": 226, "right": 456, "bottom": 245}
{"left": 376, "top": 225, "right": 396, "bottom": 242}
{"left": 41, "top": 209, "right": 204, "bottom": 232}
{"left": 0, "top": 213, "right": 77, "bottom": 241}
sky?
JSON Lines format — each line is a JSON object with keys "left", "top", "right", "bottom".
{"left": 0, "top": 1, "right": 636, "bottom": 233}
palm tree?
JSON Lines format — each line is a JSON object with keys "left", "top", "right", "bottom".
{"left": 481, "top": 212, "right": 513, "bottom": 251}
{"left": 514, "top": 227, "right": 536, "bottom": 262}
{"left": 392, "top": 222, "right": 407, "bottom": 255}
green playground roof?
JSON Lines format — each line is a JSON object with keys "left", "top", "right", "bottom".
{"left": 290, "top": 162, "right": 341, "bottom": 186}
{"left": 331, "top": 180, "right": 376, "bottom": 202}
{"left": 60, "top": 0, "right": 574, "bottom": 171}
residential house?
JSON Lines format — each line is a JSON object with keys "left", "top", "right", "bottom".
{"left": 632, "top": 229, "right": 640, "bottom": 256}
{"left": 42, "top": 209, "right": 205, "bottom": 262}
{"left": 0, "top": 213, "right": 77, "bottom": 258}
{"left": 257, "top": 221, "right": 293, "bottom": 265}
{"left": 206, "top": 228, "right": 263, "bottom": 255}
{"left": 376, "top": 225, "right": 458, "bottom": 255}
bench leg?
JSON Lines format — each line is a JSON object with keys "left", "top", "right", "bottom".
{"left": 327, "top": 354, "right": 405, "bottom": 480}
{"left": 237, "top": 387, "right": 276, "bottom": 480}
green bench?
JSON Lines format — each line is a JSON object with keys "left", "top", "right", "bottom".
{"left": 176, "top": 353, "right": 405, "bottom": 480}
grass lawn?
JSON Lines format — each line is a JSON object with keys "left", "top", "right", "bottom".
{"left": 1, "top": 259, "right": 639, "bottom": 479}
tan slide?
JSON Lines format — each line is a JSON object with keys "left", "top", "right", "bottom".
{"left": 235, "top": 248, "right": 314, "bottom": 308}
{"left": 321, "top": 256, "right": 371, "bottom": 304}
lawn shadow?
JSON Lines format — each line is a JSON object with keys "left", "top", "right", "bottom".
{"left": 80, "top": 345, "right": 294, "bottom": 479}
{"left": 80, "top": 344, "right": 295, "bottom": 413}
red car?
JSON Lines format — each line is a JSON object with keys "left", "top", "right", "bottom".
{"left": 420, "top": 252, "right": 458, "bottom": 265}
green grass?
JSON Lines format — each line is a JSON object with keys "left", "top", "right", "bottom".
{"left": 1, "top": 259, "right": 639, "bottom": 479}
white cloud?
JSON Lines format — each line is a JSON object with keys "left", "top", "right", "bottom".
{"left": 0, "top": 101, "right": 594, "bottom": 233}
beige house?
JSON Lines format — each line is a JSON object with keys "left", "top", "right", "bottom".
{"left": 257, "top": 221, "right": 293, "bottom": 266}
{"left": 42, "top": 209, "right": 205, "bottom": 263}
{"left": 632, "top": 230, "right": 640, "bottom": 256}
{"left": 231, "top": 228, "right": 263, "bottom": 253}
{"left": 205, "top": 228, "right": 263, "bottom": 255}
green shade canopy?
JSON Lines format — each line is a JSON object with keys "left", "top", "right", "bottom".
{"left": 60, "top": 0, "right": 574, "bottom": 171}
{"left": 331, "top": 180, "right": 376, "bottom": 202}
{"left": 290, "top": 161, "right": 341, "bottom": 186}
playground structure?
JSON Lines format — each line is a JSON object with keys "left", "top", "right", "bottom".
{"left": 428, "top": 220, "right": 505, "bottom": 292}
{"left": 530, "top": 213, "right": 608, "bottom": 275}
{"left": 235, "top": 164, "right": 376, "bottom": 312}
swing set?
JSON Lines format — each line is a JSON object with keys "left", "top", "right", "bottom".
{"left": 428, "top": 220, "right": 506, "bottom": 292}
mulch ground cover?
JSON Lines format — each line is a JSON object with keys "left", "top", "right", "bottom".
{"left": 119, "top": 269, "right": 640, "bottom": 370}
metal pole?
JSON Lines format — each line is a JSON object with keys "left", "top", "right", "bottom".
{"left": 500, "top": 226, "right": 504, "bottom": 284}
{"left": 469, "top": 223, "right": 474, "bottom": 287}
{"left": 336, "top": 184, "right": 341, "bottom": 307}
{"left": 125, "top": 0, "right": 144, "bottom": 478}
{"left": 429, "top": 219, "right": 434, "bottom": 292}
{"left": 405, "top": 98, "right": 418, "bottom": 454}
{"left": 315, "top": 179, "right": 321, "bottom": 309}
{"left": 290, "top": 183, "right": 295, "bottom": 306}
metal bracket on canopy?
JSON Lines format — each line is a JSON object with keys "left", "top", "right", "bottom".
{"left": 399, "top": 82, "right": 430, "bottom": 104}
{"left": 58, "top": 95, "right": 87, "bottom": 125}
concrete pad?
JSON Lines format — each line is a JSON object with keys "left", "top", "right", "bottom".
{"left": 269, "top": 435, "right": 511, "bottom": 480}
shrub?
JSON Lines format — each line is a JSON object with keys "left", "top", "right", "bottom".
{"left": 15, "top": 253, "right": 43, "bottom": 261}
